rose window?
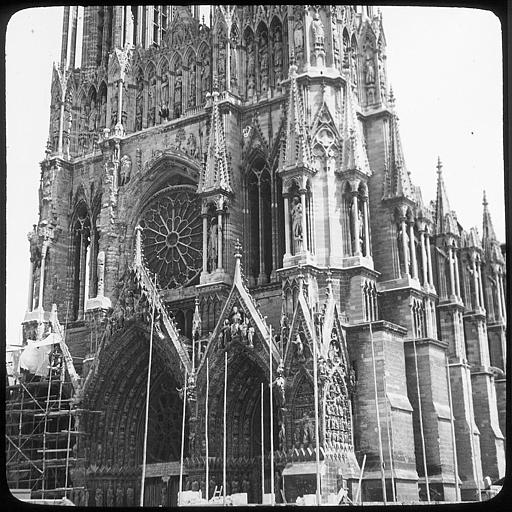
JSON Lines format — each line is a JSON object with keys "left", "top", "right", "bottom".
{"left": 139, "top": 186, "right": 202, "bottom": 289}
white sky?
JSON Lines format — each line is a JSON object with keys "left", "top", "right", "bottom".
{"left": 5, "top": 6, "right": 505, "bottom": 346}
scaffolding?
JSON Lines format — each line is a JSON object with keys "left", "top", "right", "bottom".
{"left": 5, "top": 325, "right": 84, "bottom": 501}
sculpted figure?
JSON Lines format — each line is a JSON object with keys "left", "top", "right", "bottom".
{"left": 207, "top": 219, "right": 218, "bottom": 271}
{"left": 365, "top": 54, "right": 375, "bottom": 84}
{"left": 312, "top": 12, "right": 325, "bottom": 47}
{"left": 95, "top": 487, "right": 104, "bottom": 507}
{"left": 291, "top": 196, "right": 303, "bottom": 252}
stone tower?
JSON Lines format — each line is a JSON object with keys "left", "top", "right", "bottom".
{"left": 18, "top": 5, "right": 505, "bottom": 505}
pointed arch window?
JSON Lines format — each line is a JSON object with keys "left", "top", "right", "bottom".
{"left": 71, "top": 202, "right": 98, "bottom": 320}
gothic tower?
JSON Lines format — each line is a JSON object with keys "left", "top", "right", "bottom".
{"left": 10, "top": 5, "right": 505, "bottom": 506}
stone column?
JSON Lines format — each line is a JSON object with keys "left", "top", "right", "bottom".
{"left": 352, "top": 193, "right": 360, "bottom": 256}
{"left": 420, "top": 231, "right": 428, "bottom": 286}
{"left": 202, "top": 214, "right": 208, "bottom": 273}
{"left": 117, "top": 79, "right": 124, "bottom": 128}
{"left": 58, "top": 99, "right": 65, "bottom": 154}
{"left": 477, "top": 263, "right": 485, "bottom": 312}
{"left": 284, "top": 194, "right": 291, "bottom": 256}
{"left": 408, "top": 222, "right": 418, "bottom": 279}
{"left": 216, "top": 210, "right": 223, "bottom": 271}
{"left": 362, "top": 196, "right": 370, "bottom": 257}
{"left": 134, "top": 225, "right": 143, "bottom": 266}
{"left": 400, "top": 218, "right": 409, "bottom": 277}
{"left": 472, "top": 258, "right": 480, "bottom": 309}
{"left": 498, "top": 272, "right": 506, "bottom": 321}
{"left": 125, "top": 7, "right": 134, "bottom": 47}
{"left": 27, "top": 258, "right": 35, "bottom": 311}
{"left": 37, "top": 240, "right": 50, "bottom": 311}
{"left": 78, "top": 229, "right": 88, "bottom": 315}
{"left": 454, "top": 250, "right": 461, "bottom": 298}
{"left": 258, "top": 177, "right": 266, "bottom": 283}
{"left": 448, "top": 247, "right": 456, "bottom": 298}
{"left": 425, "top": 233, "right": 434, "bottom": 287}
{"left": 300, "top": 189, "right": 308, "bottom": 253}
{"left": 226, "top": 35, "right": 231, "bottom": 92}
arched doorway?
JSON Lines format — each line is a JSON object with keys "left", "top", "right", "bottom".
{"left": 200, "top": 348, "right": 279, "bottom": 503}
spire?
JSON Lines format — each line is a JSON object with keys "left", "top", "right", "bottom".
{"left": 482, "top": 190, "right": 497, "bottom": 244}
{"left": 434, "top": 156, "right": 456, "bottom": 235}
{"left": 197, "top": 84, "right": 232, "bottom": 196}
{"left": 281, "top": 60, "right": 313, "bottom": 172}
{"left": 383, "top": 93, "right": 414, "bottom": 200}
{"left": 340, "top": 84, "right": 371, "bottom": 175}
{"left": 482, "top": 190, "right": 503, "bottom": 263}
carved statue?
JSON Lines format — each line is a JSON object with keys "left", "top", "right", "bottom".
{"left": 230, "top": 41, "right": 238, "bottom": 87}
{"left": 148, "top": 75, "right": 156, "bottom": 127}
{"left": 201, "top": 57, "right": 211, "bottom": 102}
{"left": 106, "top": 482, "right": 114, "bottom": 507}
{"left": 115, "top": 484, "right": 124, "bottom": 507}
{"left": 365, "top": 54, "right": 375, "bottom": 84}
{"left": 135, "top": 80, "right": 143, "bottom": 131}
{"left": 174, "top": 71, "right": 183, "bottom": 118}
{"left": 126, "top": 486, "right": 134, "bottom": 506}
{"left": 247, "top": 324, "right": 255, "bottom": 348}
{"left": 119, "top": 155, "right": 132, "bottom": 186}
{"left": 95, "top": 487, "right": 104, "bottom": 507}
{"left": 294, "top": 22, "right": 303, "bottom": 50}
{"left": 207, "top": 219, "right": 218, "bottom": 271}
{"left": 88, "top": 99, "right": 98, "bottom": 132}
{"left": 291, "top": 196, "right": 304, "bottom": 253}
{"left": 312, "top": 12, "right": 325, "bottom": 47}
{"left": 220, "top": 319, "right": 231, "bottom": 348}
{"left": 242, "top": 474, "right": 251, "bottom": 495}
{"left": 292, "top": 333, "right": 304, "bottom": 361}
{"left": 188, "top": 62, "right": 197, "bottom": 108}
{"left": 161, "top": 72, "right": 169, "bottom": 108}
{"left": 275, "top": 362, "right": 285, "bottom": 405}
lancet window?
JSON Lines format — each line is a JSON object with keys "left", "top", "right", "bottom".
{"left": 245, "top": 162, "right": 273, "bottom": 285}
{"left": 411, "top": 297, "right": 426, "bottom": 339}
{"left": 71, "top": 201, "right": 98, "bottom": 320}
{"left": 362, "top": 279, "right": 378, "bottom": 322}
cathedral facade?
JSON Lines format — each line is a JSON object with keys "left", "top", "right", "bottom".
{"left": 11, "top": 5, "right": 506, "bottom": 506}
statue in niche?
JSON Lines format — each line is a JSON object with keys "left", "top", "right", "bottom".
{"left": 135, "top": 80, "right": 143, "bottom": 130}
{"left": 218, "top": 39, "right": 227, "bottom": 90}
{"left": 230, "top": 39, "right": 238, "bottom": 88}
{"left": 220, "top": 318, "right": 231, "bottom": 349}
{"left": 367, "top": 86, "right": 375, "bottom": 105}
{"left": 247, "top": 324, "right": 255, "bottom": 348}
{"left": 115, "top": 484, "right": 124, "bottom": 506}
{"left": 207, "top": 218, "right": 218, "bottom": 271}
{"left": 247, "top": 75, "right": 255, "bottom": 99}
{"left": 397, "top": 223, "right": 410, "bottom": 271}
{"left": 174, "top": 69, "right": 183, "bottom": 118}
{"left": 88, "top": 99, "right": 98, "bottom": 132}
{"left": 106, "top": 483, "right": 114, "bottom": 507}
{"left": 291, "top": 196, "right": 304, "bottom": 253}
{"left": 148, "top": 75, "right": 156, "bottom": 126}
{"left": 311, "top": 11, "right": 325, "bottom": 48}
{"left": 160, "top": 485, "right": 167, "bottom": 507}
{"left": 161, "top": 72, "right": 169, "bottom": 110}
{"left": 95, "top": 487, "right": 104, "bottom": 507}
{"left": 186, "top": 133, "right": 197, "bottom": 158}
{"left": 119, "top": 155, "right": 132, "bottom": 186}
{"left": 343, "top": 35, "right": 350, "bottom": 69}
{"left": 188, "top": 62, "right": 197, "bottom": 108}
{"left": 275, "top": 362, "right": 285, "bottom": 405}
{"left": 294, "top": 21, "right": 303, "bottom": 50}
{"left": 378, "top": 51, "right": 386, "bottom": 92}
{"left": 365, "top": 54, "right": 375, "bottom": 84}
{"left": 274, "top": 27, "right": 283, "bottom": 84}
{"left": 259, "top": 32, "right": 269, "bottom": 94}
{"left": 351, "top": 47, "right": 358, "bottom": 91}
{"left": 201, "top": 57, "right": 211, "bottom": 102}
{"left": 110, "top": 88, "right": 118, "bottom": 128}
{"left": 100, "top": 94, "right": 107, "bottom": 128}
{"left": 126, "top": 486, "right": 134, "bottom": 506}
{"left": 291, "top": 332, "right": 305, "bottom": 362}
{"left": 242, "top": 474, "right": 251, "bottom": 495}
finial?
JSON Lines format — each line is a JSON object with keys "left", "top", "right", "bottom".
{"left": 436, "top": 156, "right": 442, "bottom": 175}
{"left": 234, "top": 238, "right": 242, "bottom": 259}
{"left": 289, "top": 49, "right": 298, "bottom": 75}
{"left": 325, "top": 267, "right": 333, "bottom": 296}
{"left": 134, "top": 225, "right": 143, "bottom": 266}
{"left": 483, "top": 190, "right": 488, "bottom": 207}
{"left": 388, "top": 85, "right": 395, "bottom": 108}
